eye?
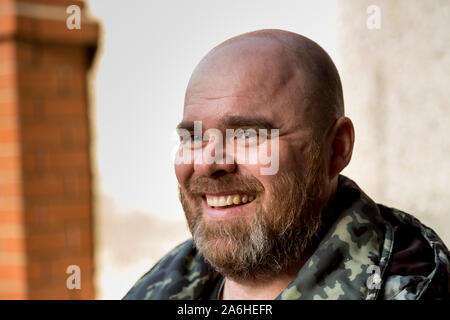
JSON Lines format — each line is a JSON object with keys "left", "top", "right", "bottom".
{"left": 191, "top": 134, "right": 203, "bottom": 142}
{"left": 235, "top": 129, "right": 258, "bottom": 140}
{"left": 178, "top": 133, "right": 203, "bottom": 144}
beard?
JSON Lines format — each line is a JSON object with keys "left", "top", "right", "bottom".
{"left": 178, "top": 140, "right": 329, "bottom": 283}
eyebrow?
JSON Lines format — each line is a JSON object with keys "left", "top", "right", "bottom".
{"left": 221, "top": 115, "right": 277, "bottom": 130}
{"left": 176, "top": 116, "right": 277, "bottom": 131}
{"left": 176, "top": 120, "right": 195, "bottom": 131}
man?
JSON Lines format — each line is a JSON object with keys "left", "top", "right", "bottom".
{"left": 123, "top": 29, "right": 450, "bottom": 300}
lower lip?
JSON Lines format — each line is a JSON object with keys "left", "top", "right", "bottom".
{"left": 202, "top": 197, "right": 255, "bottom": 221}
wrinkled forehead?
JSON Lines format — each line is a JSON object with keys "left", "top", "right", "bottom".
{"left": 183, "top": 38, "right": 309, "bottom": 129}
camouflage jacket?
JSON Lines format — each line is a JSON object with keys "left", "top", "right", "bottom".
{"left": 123, "top": 175, "right": 450, "bottom": 300}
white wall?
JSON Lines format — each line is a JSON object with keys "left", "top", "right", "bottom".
{"left": 338, "top": 0, "right": 450, "bottom": 246}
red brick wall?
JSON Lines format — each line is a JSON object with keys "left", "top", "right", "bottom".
{"left": 0, "top": 0, "right": 99, "bottom": 299}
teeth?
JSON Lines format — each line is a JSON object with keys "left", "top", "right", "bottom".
{"left": 205, "top": 193, "right": 255, "bottom": 208}
{"left": 219, "top": 196, "right": 226, "bottom": 206}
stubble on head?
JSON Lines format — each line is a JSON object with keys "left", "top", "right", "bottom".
{"left": 176, "top": 29, "right": 344, "bottom": 283}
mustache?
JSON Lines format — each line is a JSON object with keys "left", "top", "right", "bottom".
{"left": 186, "top": 174, "right": 265, "bottom": 195}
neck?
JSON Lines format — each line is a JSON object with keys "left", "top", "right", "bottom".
{"left": 221, "top": 242, "right": 317, "bottom": 300}
{"left": 221, "top": 273, "right": 295, "bottom": 300}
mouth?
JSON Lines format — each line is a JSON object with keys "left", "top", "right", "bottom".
{"left": 203, "top": 193, "right": 255, "bottom": 209}
{"left": 201, "top": 193, "right": 257, "bottom": 220}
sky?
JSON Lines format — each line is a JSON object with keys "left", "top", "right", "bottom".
{"left": 88, "top": 0, "right": 339, "bottom": 221}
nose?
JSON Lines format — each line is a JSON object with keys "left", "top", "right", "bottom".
{"left": 193, "top": 135, "right": 236, "bottom": 177}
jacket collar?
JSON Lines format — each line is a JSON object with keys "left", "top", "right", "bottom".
{"left": 277, "top": 175, "right": 394, "bottom": 300}
{"left": 162, "top": 175, "right": 395, "bottom": 300}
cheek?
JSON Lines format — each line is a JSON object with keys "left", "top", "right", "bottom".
{"left": 278, "top": 142, "right": 308, "bottom": 173}
{"left": 175, "top": 163, "right": 193, "bottom": 186}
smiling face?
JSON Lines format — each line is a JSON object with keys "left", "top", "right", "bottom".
{"left": 175, "top": 34, "right": 335, "bottom": 282}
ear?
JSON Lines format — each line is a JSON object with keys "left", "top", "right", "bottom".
{"left": 326, "top": 117, "right": 355, "bottom": 180}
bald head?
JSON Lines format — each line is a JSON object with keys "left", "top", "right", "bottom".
{"left": 185, "top": 29, "right": 344, "bottom": 138}
{"left": 177, "top": 31, "right": 353, "bottom": 282}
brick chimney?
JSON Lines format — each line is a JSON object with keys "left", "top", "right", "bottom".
{"left": 0, "top": 0, "right": 99, "bottom": 299}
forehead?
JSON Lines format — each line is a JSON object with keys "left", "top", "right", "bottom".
{"left": 183, "top": 96, "right": 286, "bottom": 131}
{"left": 183, "top": 43, "right": 311, "bottom": 130}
